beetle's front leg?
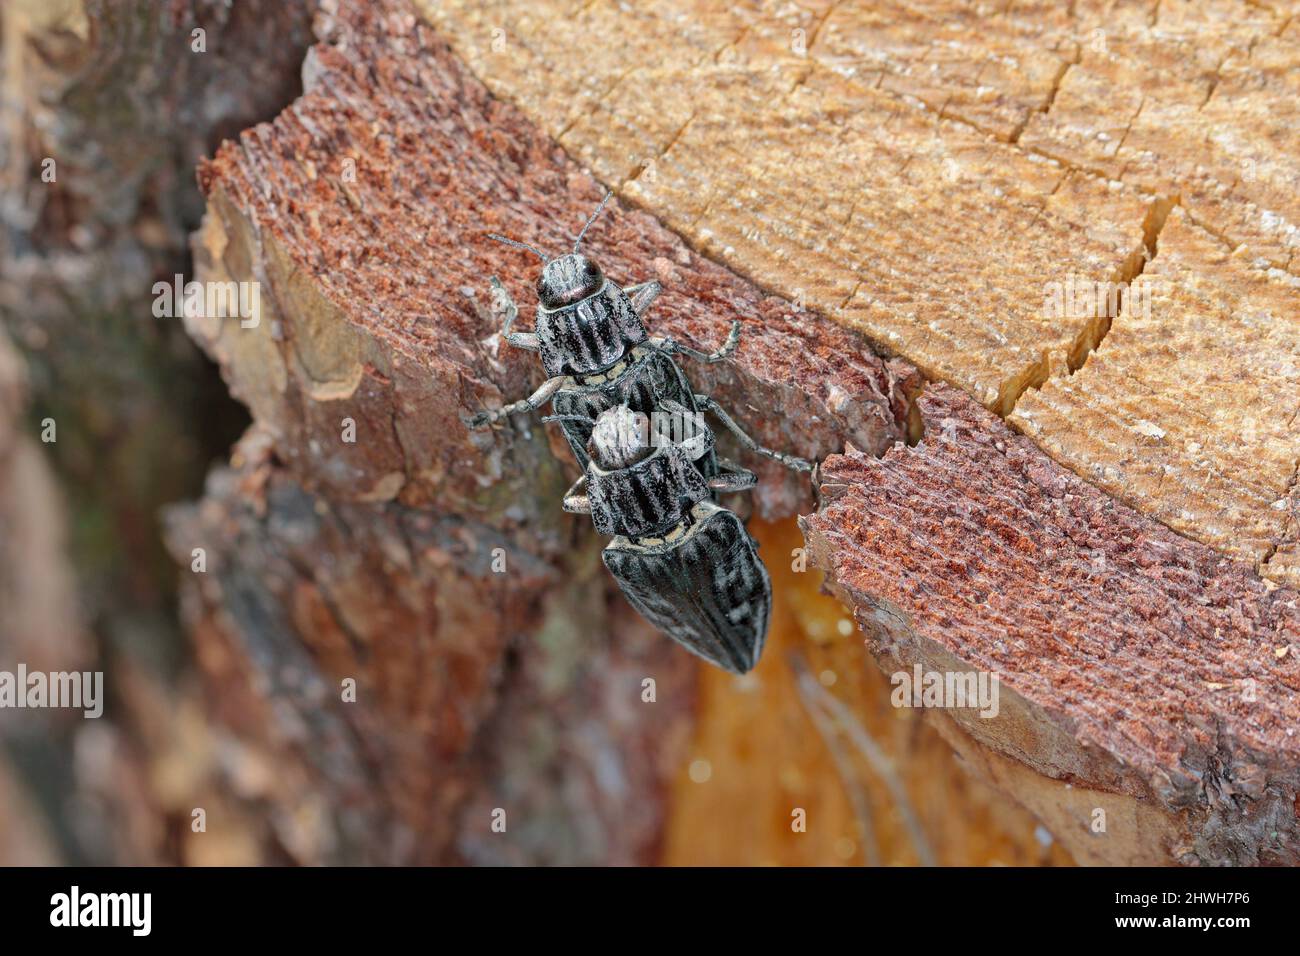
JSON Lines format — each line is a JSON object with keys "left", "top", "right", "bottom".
{"left": 652, "top": 320, "right": 740, "bottom": 364}
{"left": 562, "top": 473, "right": 592, "bottom": 514}
{"left": 624, "top": 280, "right": 662, "bottom": 317}
{"left": 695, "top": 394, "right": 813, "bottom": 472}
{"left": 464, "top": 376, "right": 565, "bottom": 429}
{"left": 490, "top": 276, "right": 540, "bottom": 351}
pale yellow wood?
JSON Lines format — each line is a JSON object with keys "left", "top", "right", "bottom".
{"left": 1012, "top": 208, "right": 1300, "bottom": 583}
{"left": 417, "top": 0, "right": 1150, "bottom": 414}
{"left": 663, "top": 519, "right": 1073, "bottom": 866}
{"left": 417, "top": 0, "right": 1299, "bottom": 577}
{"left": 1021, "top": 8, "right": 1299, "bottom": 273}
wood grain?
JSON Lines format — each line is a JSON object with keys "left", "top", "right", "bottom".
{"left": 166, "top": 0, "right": 1300, "bottom": 866}
{"left": 191, "top": 8, "right": 913, "bottom": 519}
{"left": 416, "top": 0, "right": 1299, "bottom": 581}
{"left": 664, "top": 517, "right": 1074, "bottom": 866}
{"left": 417, "top": 0, "right": 1151, "bottom": 415}
{"left": 1013, "top": 208, "right": 1300, "bottom": 585}
{"left": 178, "top": 0, "right": 922, "bottom": 864}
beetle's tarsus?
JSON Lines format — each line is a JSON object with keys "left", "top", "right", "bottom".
{"left": 489, "top": 276, "right": 542, "bottom": 351}
{"left": 489, "top": 276, "right": 515, "bottom": 322}
{"left": 708, "top": 320, "right": 742, "bottom": 362}
{"left": 468, "top": 377, "right": 566, "bottom": 430}
{"left": 463, "top": 409, "right": 496, "bottom": 429}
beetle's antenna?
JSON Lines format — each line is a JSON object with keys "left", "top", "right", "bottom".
{"left": 540, "top": 414, "right": 595, "bottom": 425}
{"left": 573, "top": 191, "right": 613, "bottom": 253}
{"left": 487, "top": 234, "right": 550, "bottom": 262}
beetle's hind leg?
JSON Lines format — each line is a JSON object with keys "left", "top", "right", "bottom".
{"left": 695, "top": 395, "right": 813, "bottom": 472}
{"left": 463, "top": 376, "right": 565, "bottom": 429}
{"left": 489, "top": 276, "right": 540, "bottom": 351}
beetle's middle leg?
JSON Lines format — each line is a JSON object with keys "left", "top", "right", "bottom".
{"left": 464, "top": 376, "right": 565, "bottom": 429}
{"left": 489, "top": 276, "right": 540, "bottom": 351}
{"left": 709, "top": 458, "right": 758, "bottom": 493}
{"left": 694, "top": 394, "right": 813, "bottom": 472}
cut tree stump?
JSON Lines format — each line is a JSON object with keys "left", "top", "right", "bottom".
{"left": 172, "top": 0, "right": 916, "bottom": 864}
{"left": 802, "top": 384, "right": 1300, "bottom": 866}
{"left": 420, "top": 0, "right": 1299, "bottom": 586}
{"left": 165, "top": 0, "right": 1299, "bottom": 864}
{"left": 1012, "top": 207, "right": 1300, "bottom": 583}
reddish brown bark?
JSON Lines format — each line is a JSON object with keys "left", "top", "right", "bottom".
{"left": 802, "top": 384, "right": 1300, "bottom": 865}
{"left": 173, "top": 0, "right": 913, "bottom": 864}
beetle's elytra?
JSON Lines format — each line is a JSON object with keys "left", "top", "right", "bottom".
{"left": 468, "top": 192, "right": 811, "bottom": 672}
{"left": 564, "top": 402, "right": 774, "bottom": 672}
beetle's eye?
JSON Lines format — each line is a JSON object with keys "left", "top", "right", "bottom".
{"left": 585, "top": 261, "right": 599, "bottom": 278}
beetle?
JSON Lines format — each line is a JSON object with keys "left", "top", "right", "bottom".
{"left": 466, "top": 192, "right": 810, "bottom": 478}
{"left": 558, "top": 401, "right": 778, "bottom": 674}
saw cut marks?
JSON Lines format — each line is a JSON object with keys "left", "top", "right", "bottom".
{"left": 418, "top": 0, "right": 1298, "bottom": 572}
{"left": 1012, "top": 208, "right": 1300, "bottom": 585}
{"left": 416, "top": 0, "right": 1152, "bottom": 416}
{"left": 192, "top": 2, "right": 912, "bottom": 519}
{"left": 1018, "top": 4, "right": 1300, "bottom": 274}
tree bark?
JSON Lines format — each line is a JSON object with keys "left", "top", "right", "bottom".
{"left": 172, "top": 0, "right": 919, "bottom": 863}
{"left": 8, "top": 0, "right": 1296, "bottom": 866}
{"left": 802, "top": 383, "right": 1300, "bottom": 866}
{"left": 170, "top": 0, "right": 1300, "bottom": 866}
{"left": 0, "top": 0, "right": 317, "bottom": 864}
{"left": 418, "top": 0, "right": 1299, "bottom": 585}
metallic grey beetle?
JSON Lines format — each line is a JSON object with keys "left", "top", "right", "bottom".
{"left": 562, "top": 401, "right": 773, "bottom": 674}
{"left": 467, "top": 193, "right": 811, "bottom": 479}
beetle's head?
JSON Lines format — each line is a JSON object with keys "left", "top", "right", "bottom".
{"left": 537, "top": 253, "right": 604, "bottom": 310}
{"left": 487, "top": 191, "right": 646, "bottom": 376}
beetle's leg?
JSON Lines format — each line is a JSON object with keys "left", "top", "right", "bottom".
{"left": 562, "top": 473, "right": 592, "bottom": 514}
{"left": 463, "top": 376, "right": 565, "bottom": 429}
{"left": 695, "top": 394, "right": 813, "bottom": 472}
{"left": 490, "top": 276, "right": 540, "bottom": 351}
{"left": 709, "top": 458, "right": 758, "bottom": 492}
{"left": 653, "top": 320, "right": 740, "bottom": 363}
{"left": 624, "top": 280, "right": 662, "bottom": 317}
